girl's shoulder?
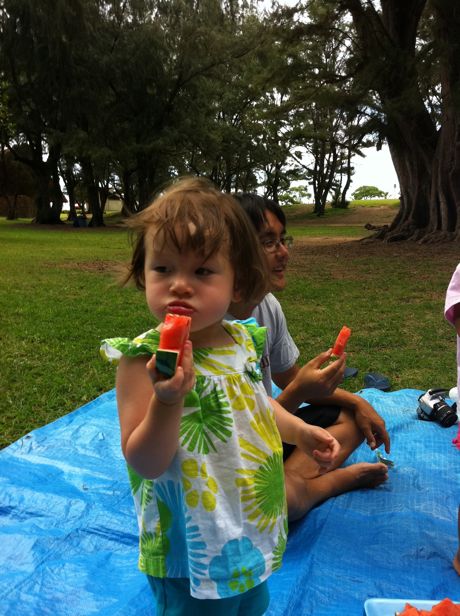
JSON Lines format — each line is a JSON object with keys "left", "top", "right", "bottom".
{"left": 100, "top": 329, "right": 159, "bottom": 364}
{"left": 223, "top": 318, "right": 266, "bottom": 360}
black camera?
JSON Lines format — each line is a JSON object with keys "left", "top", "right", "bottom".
{"left": 417, "top": 388, "right": 458, "bottom": 427}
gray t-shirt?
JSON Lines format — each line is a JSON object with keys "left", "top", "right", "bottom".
{"left": 251, "top": 293, "right": 300, "bottom": 396}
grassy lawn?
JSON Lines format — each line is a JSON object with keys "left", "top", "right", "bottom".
{"left": 1, "top": 204, "right": 459, "bottom": 448}
{"left": 282, "top": 199, "right": 400, "bottom": 223}
{"left": 289, "top": 225, "right": 371, "bottom": 238}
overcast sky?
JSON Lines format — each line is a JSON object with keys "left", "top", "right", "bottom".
{"left": 350, "top": 146, "right": 399, "bottom": 197}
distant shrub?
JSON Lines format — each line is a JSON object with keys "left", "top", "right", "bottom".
{"left": 352, "top": 185, "right": 388, "bottom": 200}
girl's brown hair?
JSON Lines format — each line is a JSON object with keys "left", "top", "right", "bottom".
{"left": 123, "top": 177, "right": 269, "bottom": 305}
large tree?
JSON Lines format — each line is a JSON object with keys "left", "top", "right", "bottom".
{"left": 0, "top": 0, "right": 91, "bottom": 223}
{"left": 322, "top": 0, "right": 460, "bottom": 241}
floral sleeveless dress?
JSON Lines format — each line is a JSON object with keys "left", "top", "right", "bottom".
{"left": 101, "top": 319, "right": 287, "bottom": 600}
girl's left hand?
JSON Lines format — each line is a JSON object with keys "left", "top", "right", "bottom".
{"left": 146, "top": 340, "right": 195, "bottom": 406}
{"left": 297, "top": 425, "right": 340, "bottom": 473}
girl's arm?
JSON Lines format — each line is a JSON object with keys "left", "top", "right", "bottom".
{"left": 270, "top": 397, "right": 340, "bottom": 473}
{"left": 116, "top": 341, "right": 195, "bottom": 479}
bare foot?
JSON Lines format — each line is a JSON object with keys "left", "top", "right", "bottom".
{"left": 454, "top": 551, "right": 460, "bottom": 576}
{"left": 285, "top": 462, "right": 388, "bottom": 521}
{"left": 343, "top": 462, "right": 389, "bottom": 490}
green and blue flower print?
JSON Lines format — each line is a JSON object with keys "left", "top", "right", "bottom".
{"left": 209, "top": 537, "right": 265, "bottom": 597}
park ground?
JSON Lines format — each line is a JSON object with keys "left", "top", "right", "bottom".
{"left": 1, "top": 199, "right": 459, "bottom": 448}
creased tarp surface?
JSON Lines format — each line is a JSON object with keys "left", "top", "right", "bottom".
{"left": 0, "top": 388, "right": 459, "bottom": 615}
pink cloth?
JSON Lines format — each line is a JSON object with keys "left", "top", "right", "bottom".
{"left": 454, "top": 423, "right": 460, "bottom": 450}
{"left": 445, "top": 264, "right": 460, "bottom": 449}
{"left": 445, "top": 263, "right": 460, "bottom": 393}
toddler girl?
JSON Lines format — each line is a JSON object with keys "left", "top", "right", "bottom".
{"left": 101, "top": 177, "right": 340, "bottom": 614}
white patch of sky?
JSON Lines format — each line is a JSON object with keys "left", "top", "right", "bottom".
{"left": 350, "top": 145, "right": 399, "bottom": 198}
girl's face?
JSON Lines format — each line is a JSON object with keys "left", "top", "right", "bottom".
{"left": 143, "top": 229, "right": 241, "bottom": 343}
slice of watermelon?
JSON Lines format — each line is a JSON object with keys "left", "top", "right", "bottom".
{"left": 331, "top": 325, "right": 351, "bottom": 358}
{"left": 399, "top": 604, "right": 421, "bottom": 615}
{"left": 156, "top": 313, "right": 191, "bottom": 376}
{"left": 430, "top": 598, "right": 460, "bottom": 615}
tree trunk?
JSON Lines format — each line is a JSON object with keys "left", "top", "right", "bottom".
{"left": 6, "top": 194, "right": 17, "bottom": 220}
{"left": 14, "top": 144, "right": 63, "bottom": 224}
{"left": 312, "top": 143, "right": 337, "bottom": 216}
{"left": 61, "top": 162, "right": 78, "bottom": 221}
{"left": 384, "top": 116, "right": 436, "bottom": 240}
{"left": 35, "top": 174, "right": 60, "bottom": 224}
{"left": 65, "top": 186, "right": 78, "bottom": 222}
{"left": 343, "top": 0, "right": 447, "bottom": 241}
{"left": 137, "top": 153, "right": 152, "bottom": 210}
{"left": 340, "top": 148, "right": 353, "bottom": 207}
{"left": 427, "top": 0, "right": 460, "bottom": 240}
{"left": 379, "top": 0, "right": 460, "bottom": 242}
{"left": 99, "top": 186, "right": 109, "bottom": 214}
{"left": 121, "top": 169, "right": 136, "bottom": 215}
{"left": 81, "top": 158, "right": 105, "bottom": 227}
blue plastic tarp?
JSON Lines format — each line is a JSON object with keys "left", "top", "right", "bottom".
{"left": 1, "top": 388, "right": 459, "bottom": 615}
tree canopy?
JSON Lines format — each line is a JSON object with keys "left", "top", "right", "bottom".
{"left": 0, "top": 0, "right": 459, "bottom": 241}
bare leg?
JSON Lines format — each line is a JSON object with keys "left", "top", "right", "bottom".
{"left": 284, "top": 408, "right": 389, "bottom": 521}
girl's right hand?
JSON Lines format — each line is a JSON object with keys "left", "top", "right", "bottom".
{"left": 146, "top": 340, "right": 195, "bottom": 406}
{"left": 297, "top": 424, "right": 340, "bottom": 473}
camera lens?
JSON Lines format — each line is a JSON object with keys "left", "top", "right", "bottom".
{"left": 431, "top": 401, "right": 458, "bottom": 427}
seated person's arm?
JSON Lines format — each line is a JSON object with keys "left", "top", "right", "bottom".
{"left": 274, "top": 362, "right": 390, "bottom": 454}
{"left": 308, "top": 387, "right": 390, "bottom": 454}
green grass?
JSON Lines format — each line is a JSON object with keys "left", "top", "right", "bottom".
{"left": 1, "top": 209, "right": 459, "bottom": 448}
{"left": 283, "top": 199, "right": 399, "bottom": 223}
{"left": 0, "top": 220, "right": 152, "bottom": 448}
{"left": 282, "top": 236, "right": 459, "bottom": 396}
{"left": 350, "top": 199, "right": 400, "bottom": 207}
{"left": 290, "top": 225, "right": 371, "bottom": 238}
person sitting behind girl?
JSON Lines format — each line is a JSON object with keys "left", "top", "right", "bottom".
{"left": 101, "top": 177, "right": 340, "bottom": 616}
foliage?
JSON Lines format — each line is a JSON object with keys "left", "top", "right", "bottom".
{"left": 352, "top": 185, "right": 388, "bottom": 200}
{"left": 0, "top": 0, "right": 302, "bottom": 220}
{"left": 278, "top": 185, "right": 312, "bottom": 206}
{"left": 1, "top": 0, "right": 460, "bottom": 237}
{"left": 0, "top": 0, "right": 389, "bottom": 225}
{"left": 273, "top": 1, "right": 375, "bottom": 216}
